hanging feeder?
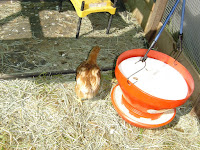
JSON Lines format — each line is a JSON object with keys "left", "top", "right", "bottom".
{"left": 111, "top": 49, "right": 194, "bottom": 128}
{"left": 111, "top": 0, "right": 194, "bottom": 128}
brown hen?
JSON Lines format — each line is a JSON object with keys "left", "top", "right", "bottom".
{"left": 75, "top": 46, "right": 101, "bottom": 102}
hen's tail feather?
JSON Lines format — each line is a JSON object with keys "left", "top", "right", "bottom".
{"left": 86, "top": 46, "right": 100, "bottom": 64}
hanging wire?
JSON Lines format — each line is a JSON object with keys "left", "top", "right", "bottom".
{"left": 173, "top": 0, "right": 186, "bottom": 62}
{"left": 141, "top": 0, "right": 181, "bottom": 62}
{"left": 126, "top": 0, "right": 181, "bottom": 85}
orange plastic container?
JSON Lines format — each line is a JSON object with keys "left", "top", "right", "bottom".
{"left": 111, "top": 49, "right": 194, "bottom": 128}
{"left": 111, "top": 84, "right": 176, "bottom": 128}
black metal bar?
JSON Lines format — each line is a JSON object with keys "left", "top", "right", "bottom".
{"left": 59, "top": 0, "right": 63, "bottom": 12}
{"left": 106, "top": 0, "right": 117, "bottom": 34}
{"left": 76, "top": 18, "right": 82, "bottom": 39}
{"left": 106, "top": 15, "right": 113, "bottom": 34}
{"left": 76, "top": 1, "right": 85, "bottom": 39}
{"left": 0, "top": 67, "right": 115, "bottom": 80}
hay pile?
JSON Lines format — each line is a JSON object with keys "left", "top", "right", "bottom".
{"left": 0, "top": 73, "right": 200, "bottom": 149}
{"left": 0, "top": 1, "right": 200, "bottom": 149}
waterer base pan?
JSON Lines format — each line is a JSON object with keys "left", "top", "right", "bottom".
{"left": 111, "top": 84, "right": 176, "bottom": 128}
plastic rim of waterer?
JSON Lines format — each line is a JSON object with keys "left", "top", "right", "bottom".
{"left": 115, "top": 49, "right": 194, "bottom": 111}
{"left": 111, "top": 84, "right": 176, "bottom": 128}
{"left": 111, "top": 49, "right": 194, "bottom": 128}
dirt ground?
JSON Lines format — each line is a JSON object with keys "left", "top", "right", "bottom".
{"left": 0, "top": 0, "right": 146, "bottom": 75}
{"left": 0, "top": 1, "right": 200, "bottom": 149}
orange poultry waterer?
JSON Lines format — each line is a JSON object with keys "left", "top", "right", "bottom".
{"left": 111, "top": 49, "right": 194, "bottom": 128}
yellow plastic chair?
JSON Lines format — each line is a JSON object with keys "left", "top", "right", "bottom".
{"left": 59, "top": 0, "right": 117, "bottom": 38}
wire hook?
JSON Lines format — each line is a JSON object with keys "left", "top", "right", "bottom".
{"left": 126, "top": 60, "right": 146, "bottom": 85}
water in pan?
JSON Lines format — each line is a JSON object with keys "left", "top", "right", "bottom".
{"left": 118, "top": 57, "right": 188, "bottom": 100}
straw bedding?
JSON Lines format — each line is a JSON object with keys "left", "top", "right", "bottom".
{"left": 0, "top": 1, "right": 199, "bottom": 149}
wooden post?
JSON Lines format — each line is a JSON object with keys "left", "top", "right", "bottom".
{"left": 144, "top": 0, "right": 168, "bottom": 42}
